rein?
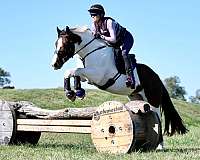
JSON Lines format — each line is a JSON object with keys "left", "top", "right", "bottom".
{"left": 74, "top": 36, "right": 107, "bottom": 64}
{"left": 60, "top": 37, "right": 97, "bottom": 64}
{"left": 74, "top": 37, "right": 96, "bottom": 55}
{"left": 80, "top": 46, "right": 106, "bottom": 63}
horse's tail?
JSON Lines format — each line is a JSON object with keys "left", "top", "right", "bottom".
{"left": 161, "top": 82, "right": 188, "bottom": 136}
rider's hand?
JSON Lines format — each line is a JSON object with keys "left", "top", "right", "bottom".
{"left": 94, "top": 33, "right": 101, "bottom": 39}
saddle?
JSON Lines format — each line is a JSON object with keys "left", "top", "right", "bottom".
{"left": 113, "top": 48, "right": 136, "bottom": 74}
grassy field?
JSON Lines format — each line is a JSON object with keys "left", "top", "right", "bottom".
{"left": 0, "top": 88, "right": 200, "bottom": 160}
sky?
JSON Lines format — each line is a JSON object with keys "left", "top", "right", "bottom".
{"left": 0, "top": 0, "right": 199, "bottom": 98}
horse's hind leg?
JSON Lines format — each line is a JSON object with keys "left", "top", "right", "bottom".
{"left": 151, "top": 106, "right": 164, "bottom": 150}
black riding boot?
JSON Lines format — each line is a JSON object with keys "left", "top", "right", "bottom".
{"left": 126, "top": 68, "right": 135, "bottom": 89}
{"left": 122, "top": 54, "right": 135, "bottom": 89}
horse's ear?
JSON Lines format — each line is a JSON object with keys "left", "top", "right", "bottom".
{"left": 57, "top": 27, "right": 62, "bottom": 35}
{"left": 66, "top": 26, "right": 70, "bottom": 33}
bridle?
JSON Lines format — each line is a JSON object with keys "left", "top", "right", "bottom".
{"left": 55, "top": 34, "right": 75, "bottom": 65}
{"left": 55, "top": 29, "right": 106, "bottom": 65}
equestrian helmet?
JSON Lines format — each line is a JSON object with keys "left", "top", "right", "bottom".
{"left": 88, "top": 4, "right": 105, "bottom": 17}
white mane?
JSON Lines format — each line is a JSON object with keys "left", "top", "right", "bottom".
{"left": 70, "top": 26, "right": 91, "bottom": 33}
{"left": 70, "top": 25, "right": 107, "bottom": 46}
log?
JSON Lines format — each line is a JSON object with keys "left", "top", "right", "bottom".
{"left": 1, "top": 99, "right": 96, "bottom": 144}
{"left": 5, "top": 101, "right": 97, "bottom": 119}
{"left": 1, "top": 100, "right": 156, "bottom": 120}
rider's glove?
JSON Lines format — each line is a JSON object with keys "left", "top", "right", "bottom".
{"left": 94, "top": 33, "right": 101, "bottom": 39}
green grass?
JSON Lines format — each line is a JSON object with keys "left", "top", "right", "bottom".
{"left": 1, "top": 88, "right": 200, "bottom": 160}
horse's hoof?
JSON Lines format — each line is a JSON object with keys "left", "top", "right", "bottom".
{"left": 156, "top": 142, "right": 164, "bottom": 151}
{"left": 75, "top": 88, "right": 85, "bottom": 100}
{"left": 66, "top": 90, "right": 76, "bottom": 102}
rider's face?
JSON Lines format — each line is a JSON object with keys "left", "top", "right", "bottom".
{"left": 91, "top": 15, "right": 100, "bottom": 22}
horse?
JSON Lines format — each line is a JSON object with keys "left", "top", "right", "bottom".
{"left": 51, "top": 26, "right": 188, "bottom": 149}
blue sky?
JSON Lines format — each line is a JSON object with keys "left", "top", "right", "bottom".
{"left": 0, "top": 0, "right": 199, "bottom": 98}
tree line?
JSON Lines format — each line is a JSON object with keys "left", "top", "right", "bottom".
{"left": 164, "top": 76, "right": 200, "bottom": 104}
{"left": 0, "top": 67, "right": 199, "bottom": 104}
{"left": 0, "top": 67, "right": 11, "bottom": 87}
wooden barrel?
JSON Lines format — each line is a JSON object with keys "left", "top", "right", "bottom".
{"left": 91, "top": 101, "right": 134, "bottom": 154}
{"left": 91, "top": 101, "right": 161, "bottom": 154}
{"left": 0, "top": 100, "right": 41, "bottom": 145}
{"left": 0, "top": 100, "right": 16, "bottom": 145}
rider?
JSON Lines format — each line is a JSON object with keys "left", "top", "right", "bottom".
{"left": 88, "top": 4, "right": 136, "bottom": 88}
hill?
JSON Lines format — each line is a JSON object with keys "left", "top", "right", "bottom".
{"left": 0, "top": 88, "right": 200, "bottom": 160}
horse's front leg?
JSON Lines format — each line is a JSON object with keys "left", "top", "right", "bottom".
{"left": 64, "top": 77, "right": 76, "bottom": 102}
{"left": 74, "top": 76, "right": 85, "bottom": 99}
{"left": 64, "top": 69, "right": 86, "bottom": 101}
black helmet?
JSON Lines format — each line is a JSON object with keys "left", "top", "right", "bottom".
{"left": 88, "top": 4, "right": 105, "bottom": 17}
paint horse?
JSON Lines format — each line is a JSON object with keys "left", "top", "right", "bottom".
{"left": 51, "top": 26, "right": 188, "bottom": 149}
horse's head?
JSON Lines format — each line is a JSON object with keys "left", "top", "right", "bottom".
{"left": 52, "top": 26, "right": 82, "bottom": 70}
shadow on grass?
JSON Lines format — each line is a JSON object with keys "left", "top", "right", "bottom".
{"left": 30, "top": 142, "right": 96, "bottom": 152}
{"left": 158, "top": 148, "right": 200, "bottom": 153}
{"left": 13, "top": 142, "right": 200, "bottom": 154}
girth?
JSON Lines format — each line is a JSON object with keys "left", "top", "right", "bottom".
{"left": 93, "top": 72, "right": 121, "bottom": 90}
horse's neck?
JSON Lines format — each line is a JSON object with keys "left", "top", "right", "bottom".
{"left": 75, "top": 32, "right": 106, "bottom": 59}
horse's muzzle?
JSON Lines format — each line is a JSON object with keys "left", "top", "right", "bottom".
{"left": 52, "top": 63, "right": 61, "bottom": 70}
{"left": 51, "top": 53, "right": 63, "bottom": 70}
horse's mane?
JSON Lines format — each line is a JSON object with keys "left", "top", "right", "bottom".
{"left": 70, "top": 26, "right": 91, "bottom": 33}
{"left": 70, "top": 25, "right": 108, "bottom": 46}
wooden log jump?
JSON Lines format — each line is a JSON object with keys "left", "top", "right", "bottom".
{"left": 0, "top": 100, "right": 161, "bottom": 154}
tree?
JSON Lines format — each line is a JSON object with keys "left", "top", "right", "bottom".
{"left": 0, "top": 67, "right": 11, "bottom": 87}
{"left": 196, "top": 89, "right": 200, "bottom": 99}
{"left": 189, "top": 89, "right": 200, "bottom": 104}
{"left": 164, "top": 76, "right": 187, "bottom": 101}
